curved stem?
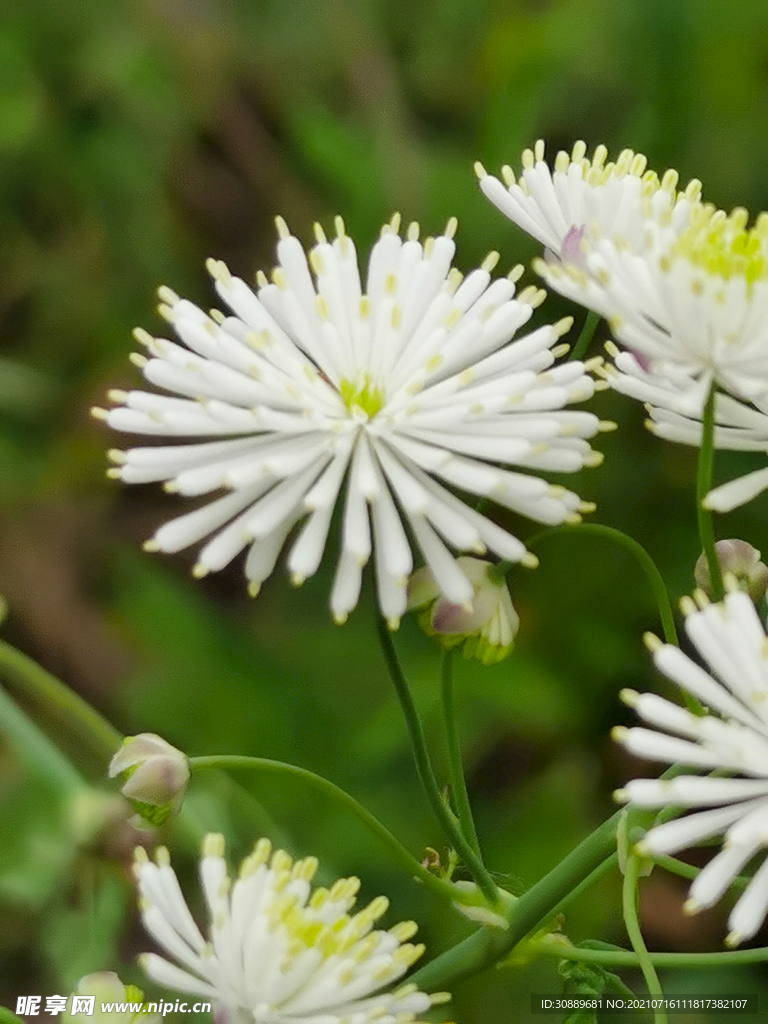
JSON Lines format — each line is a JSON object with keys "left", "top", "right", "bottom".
{"left": 697, "top": 384, "right": 724, "bottom": 600}
{"left": 411, "top": 809, "right": 621, "bottom": 990}
{"left": 376, "top": 619, "right": 499, "bottom": 903}
{"left": 527, "top": 524, "right": 678, "bottom": 646}
{"left": 623, "top": 853, "right": 668, "bottom": 1024}
{"left": 528, "top": 938, "right": 768, "bottom": 969}
{"left": 0, "top": 639, "right": 122, "bottom": 765}
{"left": 189, "top": 754, "right": 462, "bottom": 904}
{"left": 0, "top": 683, "right": 86, "bottom": 795}
{"left": 441, "top": 650, "right": 480, "bottom": 858}
{"left": 570, "top": 309, "right": 600, "bottom": 362}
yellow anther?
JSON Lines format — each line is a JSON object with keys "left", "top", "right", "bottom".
{"left": 481, "top": 250, "right": 500, "bottom": 273}
{"left": 157, "top": 285, "right": 180, "bottom": 306}
{"left": 507, "top": 263, "right": 524, "bottom": 283}
{"left": 554, "top": 151, "right": 570, "bottom": 174}
{"left": 275, "top": 215, "right": 290, "bottom": 239}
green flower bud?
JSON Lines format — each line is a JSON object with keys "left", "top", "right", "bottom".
{"left": 109, "top": 733, "right": 189, "bottom": 828}
{"left": 694, "top": 539, "right": 768, "bottom": 602}
{"left": 408, "top": 557, "right": 519, "bottom": 665}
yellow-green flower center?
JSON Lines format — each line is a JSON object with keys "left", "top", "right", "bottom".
{"left": 668, "top": 206, "right": 768, "bottom": 284}
{"left": 340, "top": 375, "right": 385, "bottom": 418}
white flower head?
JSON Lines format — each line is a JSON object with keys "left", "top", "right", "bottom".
{"left": 600, "top": 344, "right": 768, "bottom": 511}
{"left": 614, "top": 584, "right": 768, "bottom": 946}
{"left": 476, "top": 139, "right": 701, "bottom": 263}
{"left": 96, "top": 215, "right": 605, "bottom": 627}
{"left": 133, "top": 834, "right": 450, "bottom": 1024}
{"left": 408, "top": 556, "right": 520, "bottom": 665}
{"left": 551, "top": 204, "right": 768, "bottom": 411}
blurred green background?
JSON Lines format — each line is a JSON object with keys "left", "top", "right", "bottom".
{"left": 2, "top": 0, "right": 768, "bottom": 1020}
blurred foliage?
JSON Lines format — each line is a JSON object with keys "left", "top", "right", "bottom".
{"left": 2, "top": 0, "right": 768, "bottom": 1021}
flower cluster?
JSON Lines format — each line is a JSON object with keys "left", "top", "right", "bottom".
{"left": 615, "top": 585, "right": 768, "bottom": 946}
{"left": 134, "top": 835, "right": 449, "bottom": 1024}
{"left": 479, "top": 141, "right": 768, "bottom": 511}
{"left": 97, "top": 215, "right": 605, "bottom": 626}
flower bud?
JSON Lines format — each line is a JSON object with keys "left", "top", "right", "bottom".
{"left": 452, "top": 880, "right": 516, "bottom": 929}
{"left": 407, "top": 557, "right": 519, "bottom": 665}
{"left": 63, "top": 973, "right": 160, "bottom": 1024}
{"left": 694, "top": 539, "right": 768, "bottom": 602}
{"left": 109, "top": 733, "right": 189, "bottom": 828}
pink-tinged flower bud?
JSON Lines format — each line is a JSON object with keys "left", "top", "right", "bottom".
{"left": 109, "top": 733, "right": 189, "bottom": 828}
{"left": 694, "top": 539, "right": 768, "bottom": 602}
{"left": 407, "top": 557, "right": 519, "bottom": 665}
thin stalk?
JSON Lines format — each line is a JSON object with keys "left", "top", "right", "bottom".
{"left": 654, "top": 853, "right": 747, "bottom": 890}
{"left": 376, "top": 621, "right": 499, "bottom": 901}
{"left": 441, "top": 650, "right": 481, "bottom": 858}
{"left": 529, "top": 938, "right": 768, "bottom": 969}
{"left": 411, "top": 809, "right": 621, "bottom": 990}
{"left": 527, "top": 524, "right": 678, "bottom": 646}
{"left": 569, "top": 309, "right": 600, "bottom": 362}
{"left": 0, "top": 639, "right": 122, "bottom": 764}
{"left": 623, "top": 853, "right": 668, "bottom": 1024}
{"left": 189, "top": 754, "right": 463, "bottom": 904}
{"left": 697, "top": 384, "right": 724, "bottom": 600}
{"left": 376, "top": 619, "right": 498, "bottom": 903}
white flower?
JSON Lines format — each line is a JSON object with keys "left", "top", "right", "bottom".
{"left": 407, "top": 556, "right": 519, "bottom": 664}
{"left": 476, "top": 139, "right": 701, "bottom": 263}
{"left": 95, "top": 215, "right": 605, "bottom": 627}
{"left": 133, "top": 834, "right": 450, "bottom": 1024}
{"left": 614, "top": 585, "right": 768, "bottom": 946}
{"left": 601, "top": 345, "right": 768, "bottom": 511}
{"left": 544, "top": 204, "right": 768, "bottom": 410}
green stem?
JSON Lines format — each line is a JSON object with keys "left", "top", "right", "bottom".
{"left": 527, "top": 524, "right": 678, "bottom": 646}
{"left": 570, "top": 309, "right": 600, "bottom": 362}
{"left": 0, "top": 639, "right": 122, "bottom": 765}
{"left": 412, "top": 809, "right": 620, "bottom": 990}
{"left": 623, "top": 853, "right": 668, "bottom": 1024}
{"left": 189, "top": 754, "right": 463, "bottom": 904}
{"left": 697, "top": 384, "right": 724, "bottom": 601}
{"left": 441, "top": 650, "right": 481, "bottom": 858}
{"left": 654, "top": 853, "right": 747, "bottom": 890}
{"left": 0, "top": 684, "right": 86, "bottom": 795}
{"left": 375, "top": 618, "right": 499, "bottom": 904}
{"left": 530, "top": 938, "right": 768, "bottom": 969}
{"left": 545, "top": 852, "right": 619, "bottom": 920}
